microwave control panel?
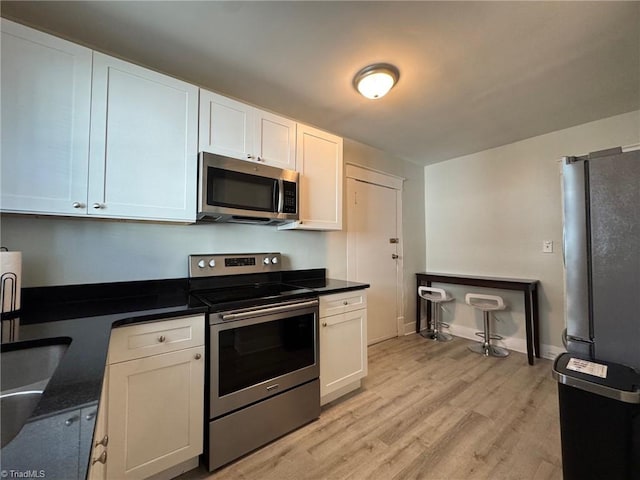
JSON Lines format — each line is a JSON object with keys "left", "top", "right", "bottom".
{"left": 282, "top": 181, "right": 297, "bottom": 214}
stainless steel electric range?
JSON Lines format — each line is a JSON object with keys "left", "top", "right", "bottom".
{"left": 189, "top": 253, "right": 320, "bottom": 471}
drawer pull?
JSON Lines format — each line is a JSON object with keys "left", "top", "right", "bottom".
{"left": 195, "top": 353, "right": 202, "bottom": 360}
{"left": 64, "top": 416, "right": 78, "bottom": 426}
{"left": 158, "top": 335, "right": 166, "bottom": 343}
{"left": 322, "top": 322, "right": 327, "bottom": 327}
{"left": 95, "top": 435, "right": 108, "bottom": 447}
{"left": 92, "top": 451, "right": 107, "bottom": 465}
{"left": 343, "top": 301, "right": 348, "bottom": 305}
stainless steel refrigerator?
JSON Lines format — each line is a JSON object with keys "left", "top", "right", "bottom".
{"left": 556, "top": 146, "right": 640, "bottom": 480}
{"left": 562, "top": 146, "right": 640, "bottom": 370}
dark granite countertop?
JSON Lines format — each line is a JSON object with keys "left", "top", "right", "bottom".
{"left": 0, "top": 278, "right": 206, "bottom": 480}
{"left": 282, "top": 269, "right": 370, "bottom": 294}
{"left": 0, "top": 270, "right": 368, "bottom": 479}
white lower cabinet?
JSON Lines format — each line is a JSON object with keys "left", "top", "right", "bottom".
{"left": 319, "top": 291, "right": 368, "bottom": 405}
{"left": 97, "top": 314, "right": 205, "bottom": 480}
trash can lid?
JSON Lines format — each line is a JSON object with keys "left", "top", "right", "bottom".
{"left": 552, "top": 353, "right": 640, "bottom": 404}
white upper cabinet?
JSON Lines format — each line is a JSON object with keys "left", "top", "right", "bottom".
{"left": 89, "top": 53, "right": 198, "bottom": 222}
{"left": 279, "top": 123, "right": 343, "bottom": 231}
{"left": 199, "top": 89, "right": 296, "bottom": 170}
{"left": 199, "top": 90, "right": 254, "bottom": 160}
{"left": 0, "top": 19, "right": 92, "bottom": 215}
{"left": 254, "top": 110, "right": 297, "bottom": 170}
{"left": 0, "top": 20, "right": 198, "bottom": 222}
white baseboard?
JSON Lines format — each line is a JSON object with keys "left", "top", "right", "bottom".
{"left": 415, "top": 324, "right": 565, "bottom": 361}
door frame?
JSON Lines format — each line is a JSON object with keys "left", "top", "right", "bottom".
{"left": 345, "top": 163, "right": 405, "bottom": 340}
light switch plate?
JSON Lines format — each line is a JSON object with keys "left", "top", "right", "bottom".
{"left": 543, "top": 240, "right": 553, "bottom": 253}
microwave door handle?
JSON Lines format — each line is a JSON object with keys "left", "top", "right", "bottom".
{"left": 277, "top": 178, "right": 284, "bottom": 213}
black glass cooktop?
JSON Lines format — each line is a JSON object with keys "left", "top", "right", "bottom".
{"left": 190, "top": 281, "right": 316, "bottom": 313}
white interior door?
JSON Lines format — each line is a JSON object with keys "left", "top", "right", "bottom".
{"left": 347, "top": 177, "right": 399, "bottom": 345}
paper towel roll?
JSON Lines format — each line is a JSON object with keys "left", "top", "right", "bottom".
{"left": 1, "top": 251, "right": 22, "bottom": 313}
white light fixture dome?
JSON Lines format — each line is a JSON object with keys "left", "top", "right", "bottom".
{"left": 353, "top": 63, "right": 400, "bottom": 100}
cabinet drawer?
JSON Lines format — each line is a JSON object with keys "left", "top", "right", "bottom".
{"left": 108, "top": 314, "right": 204, "bottom": 364}
{"left": 319, "top": 290, "right": 367, "bottom": 317}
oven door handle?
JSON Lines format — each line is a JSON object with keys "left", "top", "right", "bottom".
{"left": 221, "top": 299, "right": 319, "bottom": 321}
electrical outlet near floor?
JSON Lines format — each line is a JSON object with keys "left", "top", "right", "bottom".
{"left": 542, "top": 240, "right": 553, "bottom": 253}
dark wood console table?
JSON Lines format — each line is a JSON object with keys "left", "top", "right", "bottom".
{"left": 416, "top": 272, "right": 540, "bottom": 365}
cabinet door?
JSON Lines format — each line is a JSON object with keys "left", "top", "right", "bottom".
{"left": 89, "top": 53, "right": 198, "bottom": 222}
{"left": 1, "top": 409, "right": 82, "bottom": 478}
{"left": 279, "top": 123, "right": 343, "bottom": 230}
{"left": 254, "top": 110, "right": 296, "bottom": 170}
{"left": 199, "top": 89, "right": 255, "bottom": 161}
{"left": 0, "top": 19, "right": 92, "bottom": 215}
{"left": 107, "top": 346, "right": 204, "bottom": 480}
{"left": 320, "top": 309, "right": 367, "bottom": 399}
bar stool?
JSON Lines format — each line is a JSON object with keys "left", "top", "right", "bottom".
{"left": 418, "top": 286, "right": 454, "bottom": 342}
{"left": 465, "top": 293, "right": 509, "bottom": 357}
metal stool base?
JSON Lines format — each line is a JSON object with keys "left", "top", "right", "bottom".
{"left": 419, "top": 329, "right": 453, "bottom": 342}
{"left": 468, "top": 343, "right": 509, "bottom": 357}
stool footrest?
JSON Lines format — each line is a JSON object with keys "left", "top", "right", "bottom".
{"left": 474, "top": 332, "right": 503, "bottom": 341}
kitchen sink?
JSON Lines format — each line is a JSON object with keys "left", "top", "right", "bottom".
{"left": 1, "top": 338, "right": 71, "bottom": 448}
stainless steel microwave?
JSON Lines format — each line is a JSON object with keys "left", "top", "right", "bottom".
{"left": 197, "top": 152, "right": 299, "bottom": 225}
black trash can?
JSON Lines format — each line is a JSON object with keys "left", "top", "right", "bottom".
{"left": 552, "top": 353, "right": 640, "bottom": 480}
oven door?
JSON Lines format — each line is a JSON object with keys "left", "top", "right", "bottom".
{"left": 210, "top": 299, "right": 319, "bottom": 418}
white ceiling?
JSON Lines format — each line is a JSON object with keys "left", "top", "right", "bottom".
{"left": 2, "top": 1, "right": 639, "bottom": 166}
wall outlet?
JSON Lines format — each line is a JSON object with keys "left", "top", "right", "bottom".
{"left": 542, "top": 240, "right": 553, "bottom": 253}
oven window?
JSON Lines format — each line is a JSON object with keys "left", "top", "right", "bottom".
{"left": 218, "top": 313, "right": 315, "bottom": 397}
{"left": 207, "top": 167, "right": 277, "bottom": 212}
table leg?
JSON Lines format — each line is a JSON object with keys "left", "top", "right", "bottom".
{"left": 524, "top": 290, "right": 534, "bottom": 365}
{"left": 531, "top": 285, "right": 540, "bottom": 358}
{"left": 415, "top": 278, "right": 421, "bottom": 333}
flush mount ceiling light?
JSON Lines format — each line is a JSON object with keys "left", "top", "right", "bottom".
{"left": 353, "top": 63, "right": 400, "bottom": 100}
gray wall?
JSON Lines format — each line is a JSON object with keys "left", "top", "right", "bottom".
{"left": 423, "top": 110, "right": 640, "bottom": 357}
{"left": 0, "top": 138, "right": 426, "bottom": 333}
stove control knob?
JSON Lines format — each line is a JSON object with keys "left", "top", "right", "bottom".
{"left": 197, "top": 260, "right": 206, "bottom": 269}
{"left": 263, "top": 257, "right": 270, "bottom": 265}
{"left": 271, "top": 257, "right": 279, "bottom": 265}
{"left": 209, "top": 259, "right": 216, "bottom": 268}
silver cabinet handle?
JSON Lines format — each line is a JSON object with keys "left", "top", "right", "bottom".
{"left": 92, "top": 451, "right": 107, "bottom": 465}
{"left": 95, "top": 435, "right": 108, "bottom": 447}
{"left": 64, "top": 416, "right": 78, "bottom": 426}
{"left": 158, "top": 335, "right": 166, "bottom": 343}
{"left": 194, "top": 353, "right": 202, "bottom": 360}
{"left": 72, "top": 202, "right": 84, "bottom": 208}
{"left": 92, "top": 203, "right": 104, "bottom": 209}
{"left": 85, "top": 411, "right": 96, "bottom": 421}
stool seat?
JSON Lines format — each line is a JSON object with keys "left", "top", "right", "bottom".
{"left": 419, "top": 287, "right": 453, "bottom": 303}
{"left": 465, "top": 293, "right": 509, "bottom": 358}
{"left": 418, "top": 286, "right": 454, "bottom": 342}
{"left": 465, "top": 293, "right": 506, "bottom": 311}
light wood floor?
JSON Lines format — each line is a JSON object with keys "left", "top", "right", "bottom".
{"left": 180, "top": 334, "right": 562, "bottom": 480}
